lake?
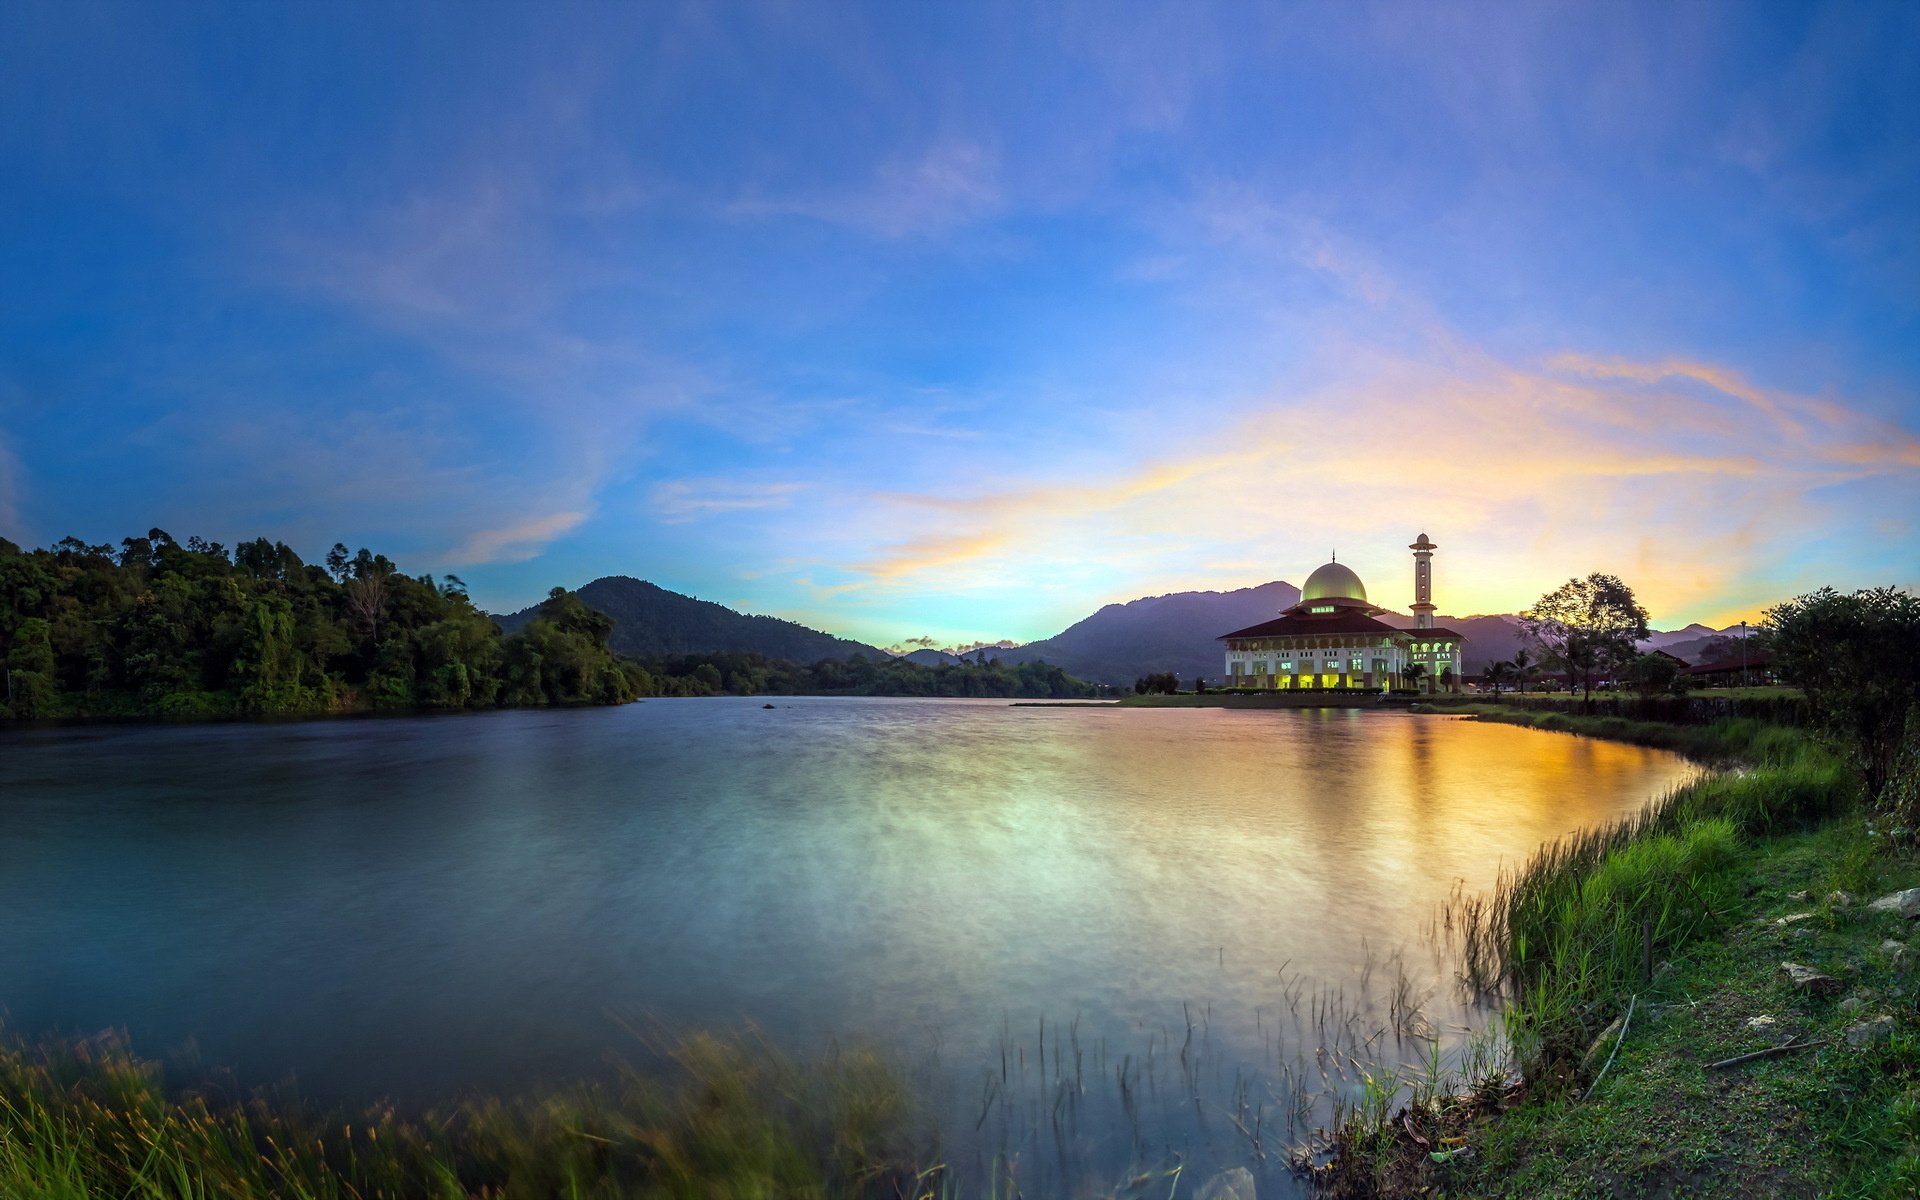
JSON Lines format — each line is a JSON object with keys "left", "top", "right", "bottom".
{"left": 0, "top": 698, "right": 1696, "bottom": 1191}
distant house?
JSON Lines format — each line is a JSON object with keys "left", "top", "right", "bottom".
{"left": 1679, "top": 650, "right": 1777, "bottom": 686}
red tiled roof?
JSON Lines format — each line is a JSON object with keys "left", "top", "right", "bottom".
{"left": 1218, "top": 613, "right": 1466, "bottom": 641}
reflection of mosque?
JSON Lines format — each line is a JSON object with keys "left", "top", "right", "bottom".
{"left": 1217, "top": 534, "right": 1465, "bottom": 691}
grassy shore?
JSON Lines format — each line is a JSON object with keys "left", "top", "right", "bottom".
{"left": 0, "top": 1029, "right": 924, "bottom": 1200}
{"left": 9, "top": 703, "right": 1910, "bottom": 1198}
{"left": 1326, "top": 705, "right": 1919, "bottom": 1199}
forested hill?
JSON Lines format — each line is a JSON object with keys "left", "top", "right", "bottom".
{"left": 0, "top": 532, "right": 643, "bottom": 719}
{"left": 493, "top": 576, "right": 890, "bottom": 662}
{"left": 997, "top": 581, "right": 1303, "bottom": 684}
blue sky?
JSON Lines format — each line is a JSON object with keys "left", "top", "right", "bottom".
{"left": 3, "top": 2, "right": 1917, "bottom": 646}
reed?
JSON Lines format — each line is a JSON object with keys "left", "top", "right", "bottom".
{"left": 0, "top": 1027, "right": 921, "bottom": 1200}
{"left": 1440, "top": 718, "right": 1856, "bottom": 1085}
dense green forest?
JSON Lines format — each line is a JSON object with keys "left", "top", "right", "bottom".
{"left": 0, "top": 530, "right": 1101, "bottom": 719}
{"left": 0, "top": 531, "right": 643, "bottom": 719}
{"left": 632, "top": 649, "right": 1101, "bottom": 699}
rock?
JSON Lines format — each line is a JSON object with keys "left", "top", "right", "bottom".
{"left": 1775, "top": 912, "right": 1816, "bottom": 927}
{"left": 1781, "top": 962, "right": 1843, "bottom": 995}
{"left": 1838, "top": 997, "right": 1866, "bottom": 1015}
{"left": 1788, "top": 890, "right": 1811, "bottom": 901}
{"left": 1867, "top": 888, "right": 1920, "bottom": 918}
{"left": 1746, "top": 1014, "right": 1778, "bottom": 1031}
{"left": 1828, "top": 891, "right": 1858, "bottom": 908}
{"left": 1581, "top": 1016, "right": 1625, "bottom": 1076}
{"left": 1846, "top": 1015, "right": 1895, "bottom": 1048}
{"left": 1195, "top": 1167, "right": 1256, "bottom": 1200}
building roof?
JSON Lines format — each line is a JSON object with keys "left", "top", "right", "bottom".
{"left": 1218, "top": 612, "right": 1466, "bottom": 641}
{"left": 1679, "top": 651, "right": 1776, "bottom": 677}
{"left": 1300, "top": 561, "right": 1368, "bottom": 604}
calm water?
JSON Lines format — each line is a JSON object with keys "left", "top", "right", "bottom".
{"left": 0, "top": 699, "right": 1695, "bottom": 1186}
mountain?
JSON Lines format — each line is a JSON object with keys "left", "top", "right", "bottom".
{"left": 1652, "top": 628, "right": 1761, "bottom": 666}
{"left": 995, "top": 582, "right": 1302, "bottom": 685}
{"left": 991, "top": 588, "right": 1723, "bottom": 684}
{"left": 1639, "top": 623, "right": 1719, "bottom": 651}
{"left": 495, "top": 577, "right": 890, "bottom": 662}
{"left": 900, "top": 648, "right": 967, "bottom": 667}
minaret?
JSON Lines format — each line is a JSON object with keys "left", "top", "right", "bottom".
{"left": 1409, "top": 532, "right": 1437, "bottom": 629}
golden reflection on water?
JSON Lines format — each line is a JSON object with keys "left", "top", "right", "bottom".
{"left": 774, "top": 703, "right": 1699, "bottom": 1062}
{"left": 0, "top": 699, "right": 1699, "bottom": 1149}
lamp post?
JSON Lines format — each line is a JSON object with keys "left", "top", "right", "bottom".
{"left": 1740, "top": 620, "right": 1749, "bottom": 690}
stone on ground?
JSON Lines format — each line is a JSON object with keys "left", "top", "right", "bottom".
{"left": 1866, "top": 888, "right": 1920, "bottom": 918}
{"left": 1845, "top": 1015, "right": 1896, "bottom": 1048}
{"left": 1780, "top": 962, "right": 1842, "bottom": 995}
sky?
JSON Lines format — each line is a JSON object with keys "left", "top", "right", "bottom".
{"left": 2, "top": 2, "right": 1917, "bottom": 646}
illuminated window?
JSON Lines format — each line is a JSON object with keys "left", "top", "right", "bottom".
{"left": 1311, "top": 605, "right": 1334, "bottom": 613}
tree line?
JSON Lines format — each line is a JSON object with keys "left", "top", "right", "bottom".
{"left": 0, "top": 529, "right": 1104, "bottom": 718}
{"left": 629, "top": 649, "right": 1099, "bottom": 699}
{"left": 1494, "top": 570, "right": 1919, "bottom": 828}
{"left": 0, "top": 531, "right": 643, "bottom": 718}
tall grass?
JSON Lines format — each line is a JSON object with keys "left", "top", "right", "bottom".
{"left": 1442, "top": 717, "right": 1857, "bottom": 1086}
{"left": 0, "top": 1028, "right": 921, "bottom": 1200}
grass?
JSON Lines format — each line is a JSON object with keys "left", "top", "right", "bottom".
{"left": 1326, "top": 707, "right": 1920, "bottom": 1199}
{"left": 9, "top": 704, "right": 1907, "bottom": 1198}
{"left": 0, "top": 1028, "right": 923, "bottom": 1199}
{"left": 1415, "top": 703, "right": 1817, "bottom": 766}
{"left": 1452, "top": 820, "right": 1920, "bottom": 1199}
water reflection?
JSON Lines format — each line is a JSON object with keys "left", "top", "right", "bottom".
{"left": 0, "top": 699, "right": 1695, "bottom": 1190}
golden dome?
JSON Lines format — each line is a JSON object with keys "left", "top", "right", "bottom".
{"left": 1300, "top": 561, "right": 1367, "bottom": 603}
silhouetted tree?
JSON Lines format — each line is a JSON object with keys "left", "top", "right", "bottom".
{"left": 1482, "top": 660, "right": 1515, "bottom": 698}
{"left": 1521, "top": 574, "right": 1650, "bottom": 709}
{"left": 1623, "top": 652, "right": 1680, "bottom": 700}
{"left": 1765, "top": 585, "right": 1920, "bottom": 811}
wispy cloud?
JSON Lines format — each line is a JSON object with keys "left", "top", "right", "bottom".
{"left": 652, "top": 479, "right": 805, "bottom": 522}
{"left": 767, "top": 337, "right": 1917, "bottom": 628}
{"left": 731, "top": 139, "right": 1002, "bottom": 238}
{"left": 447, "top": 511, "right": 589, "bottom": 566}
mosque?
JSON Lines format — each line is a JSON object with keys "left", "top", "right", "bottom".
{"left": 1217, "top": 534, "right": 1465, "bottom": 691}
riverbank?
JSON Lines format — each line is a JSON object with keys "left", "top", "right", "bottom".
{"left": 1323, "top": 705, "right": 1919, "bottom": 1199}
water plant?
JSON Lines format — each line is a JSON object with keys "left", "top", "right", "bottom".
{"left": 0, "top": 1027, "right": 921, "bottom": 1200}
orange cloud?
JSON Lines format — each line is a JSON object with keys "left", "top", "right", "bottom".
{"left": 794, "top": 343, "right": 1916, "bottom": 628}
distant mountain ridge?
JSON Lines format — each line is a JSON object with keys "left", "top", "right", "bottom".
{"left": 495, "top": 577, "right": 890, "bottom": 662}
{"left": 499, "top": 574, "right": 1743, "bottom": 686}
{"left": 995, "top": 581, "right": 1303, "bottom": 684}
{"left": 993, "top": 588, "right": 1736, "bottom": 685}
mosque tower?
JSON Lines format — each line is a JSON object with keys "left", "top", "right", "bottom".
{"left": 1409, "top": 533, "right": 1437, "bottom": 629}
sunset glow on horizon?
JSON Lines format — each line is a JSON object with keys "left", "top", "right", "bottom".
{"left": 3, "top": 3, "right": 1916, "bottom": 645}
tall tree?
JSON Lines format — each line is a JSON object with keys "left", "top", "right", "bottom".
{"left": 1623, "top": 652, "right": 1680, "bottom": 700}
{"left": 1482, "top": 660, "right": 1516, "bottom": 698}
{"left": 1511, "top": 647, "right": 1537, "bottom": 694}
{"left": 1765, "top": 586, "right": 1920, "bottom": 810}
{"left": 1520, "top": 574, "right": 1650, "bottom": 708}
